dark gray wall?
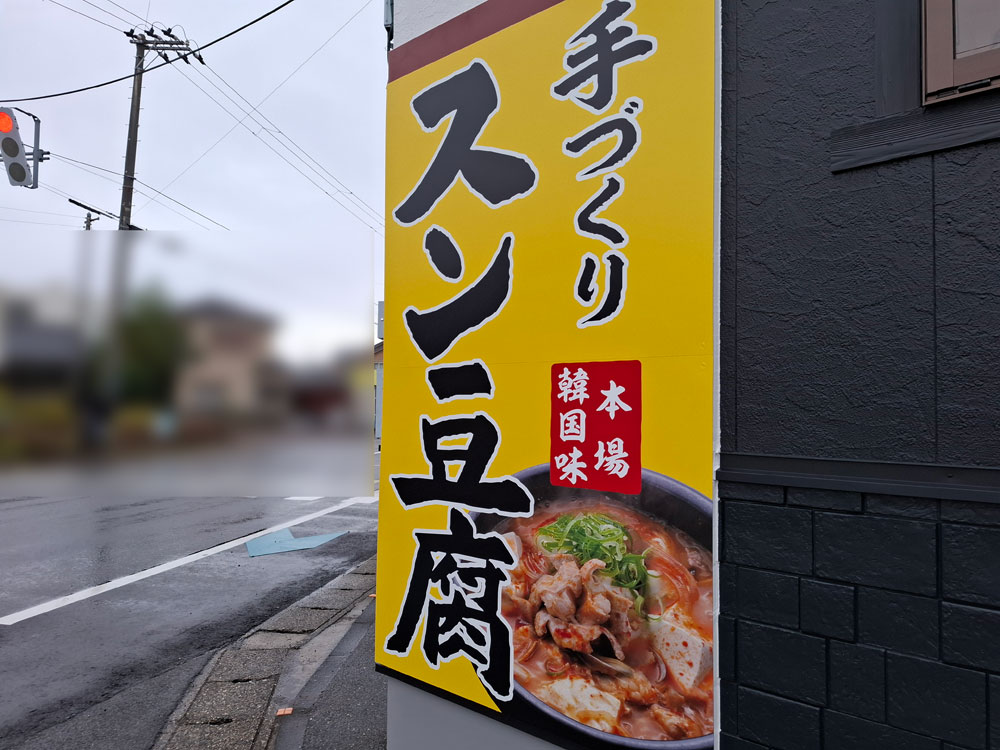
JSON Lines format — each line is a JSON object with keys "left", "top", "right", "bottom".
{"left": 721, "top": 0, "right": 1000, "bottom": 468}
{"left": 721, "top": 2, "right": 1000, "bottom": 747}
{"left": 720, "top": 481, "right": 1000, "bottom": 750}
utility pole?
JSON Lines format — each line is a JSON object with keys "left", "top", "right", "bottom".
{"left": 119, "top": 29, "right": 194, "bottom": 230}
{"left": 119, "top": 39, "right": 146, "bottom": 231}
{"left": 70, "top": 24, "right": 190, "bottom": 451}
{"left": 103, "top": 233, "right": 132, "bottom": 418}
{"left": 64, "top": 195, "right": 143, "bottom": 451}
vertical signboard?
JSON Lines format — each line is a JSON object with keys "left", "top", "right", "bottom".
{"left": 377, "top": 0, "right": 717, "bottom": 746}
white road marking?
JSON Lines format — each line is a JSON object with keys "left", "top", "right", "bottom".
{"left": 285, "top": 496, "right": 324, "bottom": 501}
{"left": 0, "top": 496, "right": 377, "bottom": 627}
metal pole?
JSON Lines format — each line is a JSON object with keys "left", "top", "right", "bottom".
{"left": 84, "top": 212, "right": 94, "bottom": 230}
{"left": 119, "top": 38, "right": 146, "bottom": 230}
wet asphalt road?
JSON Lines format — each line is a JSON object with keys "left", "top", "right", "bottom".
{"left": 0, "top": 437, "right": 379, "bottom": 750}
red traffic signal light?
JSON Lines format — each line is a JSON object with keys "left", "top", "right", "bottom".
{"left": 0, "top": 108, "right": 32, "bottom": 187}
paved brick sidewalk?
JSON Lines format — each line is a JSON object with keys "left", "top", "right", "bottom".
{"left": 154, "top": 557, "right": 377, "bottom": 750}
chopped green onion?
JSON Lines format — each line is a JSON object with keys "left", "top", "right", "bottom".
{"left": 536, "top": 513, "right": 651, "bottom": 592}
{"left": 634, "top": 594, "right": 646, "bottom": 616}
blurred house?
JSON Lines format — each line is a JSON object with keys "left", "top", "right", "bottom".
{"left": 173, "top": 298, "right": 288, "bottom": 425}
{"left": 0, "top": 286, "right": 85, "bottom": 462}
{"left": 0, "top": 286, "right": 84, "bottom": 391}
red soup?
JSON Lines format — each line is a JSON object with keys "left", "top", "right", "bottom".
{"left": 498, "top": 499, "right": 714, "bottom": 741}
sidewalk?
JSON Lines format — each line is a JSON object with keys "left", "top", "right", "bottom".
{"left": 154, "top": 556, "right": 384, "bottom": 750}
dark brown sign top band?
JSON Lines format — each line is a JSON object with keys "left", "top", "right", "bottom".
{"left": 388, "top": 0, "right": 567, "bottom": 82}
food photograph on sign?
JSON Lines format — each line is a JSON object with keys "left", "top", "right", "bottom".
{"left": 376, "top": 0, "right": 717, "bottom": 747}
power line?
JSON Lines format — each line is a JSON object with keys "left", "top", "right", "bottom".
{"left": 251, "top": 0, "right": 375, "bottom": 124}
{"left": 171, "top": 64, "right": 369, "bottom": 227}
{"left": 194, "top": 0, "right": 297, "bottom": 56}
{"left": 43, "top": 0, "right": 124, "bottom": 32}
{"left": 98, "top": 0, "right": 147, "bottom": 24}
{"left": 42, "top": 184, "right": 83, "bottom": 205}
{"left": 41, "top": 184, "right": 138, "bottom": 226}
{"left": 134, "top": 122, "right": 240, "bottom": 215}
{"left": 186, "top": 62, "right": 383, "bottom": 230}
{"left": 137, "top": 0, "right": 373, "bottom": 209}
{"left": 48, "top": 155, "right": 215, "bottom": 230}
{"left": 170, "top": 64, "right": 383, "bottom": 235}
{"left": 69, "top": 163, "right": 215, "bottom": 231}
{"left": 2, "top": 0, "right": 300, "bottom": 103}
{"left": 47, "top": 170, "right": 169, "bottom": 229}
{"left": 203, "top": 62, "right": 383, "bottom": 224}
{"left": 135, "top": 178, "right": 223, "bottom": 230}
{"left": 76, "top": 0, "right": 138, "bottom": 27}
{"left": 48, "top": 151, "right": 228, "bottom": 229}
{"left": 136, "top": 0, "right": 375, "bottom": 217}
{"left": 42, "top": 184, "right": 75, "bottom": 200}
{"left": 0, "top": 216, "right": 78, "bottom": 228}
{"left": 49, "top": 154, "right": 213, "bottom": 230}
{"left": 0, "top": 205, "right": 80, "bottom": 218}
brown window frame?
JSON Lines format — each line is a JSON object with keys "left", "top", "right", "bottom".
{"left": 925, "top": 0, "right": 1000, "bottom": 103}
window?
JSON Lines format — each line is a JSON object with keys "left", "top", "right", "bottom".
{"left": 925, "top": 0, "right": 1000, "bottom": 102}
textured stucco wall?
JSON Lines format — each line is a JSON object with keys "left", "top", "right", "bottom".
{"left": 722, "top": 1, "right": 1000, "bottom": 748}
{"left": 721, "top": 0, "right": 1000, "bottom": 468}
{"left": 392, "top": 0, "right": 488, "bottom": 46}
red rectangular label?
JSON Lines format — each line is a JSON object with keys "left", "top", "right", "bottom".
{"left": 550, "top": 360, "right": 642, "bottom": 494}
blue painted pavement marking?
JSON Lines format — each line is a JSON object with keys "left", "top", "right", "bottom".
{"left": 246, "top": 529, "right": 349, "bottom": 557}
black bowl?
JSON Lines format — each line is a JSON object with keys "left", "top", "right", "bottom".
{"left": 476, "top": 463, "right": 715, "bottom": 750}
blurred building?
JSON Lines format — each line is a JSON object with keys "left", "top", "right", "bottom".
{"left": 0, "top": 286, "right": 84, "bottom": 392}
{"left": 0, "top": 285, "right": 86, "bottom": 462}
{"left": 290, "top": 345, "right": 373, "bottom": 434}
{"left": 173, "top": 298, "right": 288, "bottom": 424}
{"left": 290, "top": 364, "right": 351, "bottom": 421}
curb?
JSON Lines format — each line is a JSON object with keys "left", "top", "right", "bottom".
{"left": 152, "top": 556, "right": 377, "bottom": 750}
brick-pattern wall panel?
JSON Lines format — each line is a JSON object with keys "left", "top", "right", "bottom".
{"left": 719, "top": 481, "right": 1000, "bottom": 750}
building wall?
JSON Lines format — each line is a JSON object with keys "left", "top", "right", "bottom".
{"left": 720, "top": 480, "right": 1000, "bottom": 750}
{"left": 391, "top": 0, "right": 487, "bottom": 46}
{"left": 175, "top": 317, "right": 272, "bottom": 415}
{"left": 722, "top": 0, "right": 1000, "bottom": 748}
{"left": 721, "top": 0, "right": 1000, "bottom": 467}
{"left": 0, "top": 284, "right": 86, "bottom": 370}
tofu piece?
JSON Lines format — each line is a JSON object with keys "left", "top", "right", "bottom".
{"left": 535, "top": 676, "right": 622, "bottom": 733}
{"left": 649, "top": 607, "right": 712, "bottom": 693}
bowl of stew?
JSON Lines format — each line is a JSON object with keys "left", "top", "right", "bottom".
{"left": 479, "top": 464, "right": 714, "bottom": 748}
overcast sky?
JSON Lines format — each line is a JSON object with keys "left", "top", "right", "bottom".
{"left": 0, "top": 0, "right": 386, "bottom": 363}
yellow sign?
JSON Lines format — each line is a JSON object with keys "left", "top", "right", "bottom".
{"left": 378, "top": 0, "right": 716, "bottom": 745}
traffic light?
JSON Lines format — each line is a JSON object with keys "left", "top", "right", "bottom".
{"left": 0, "top": 108, "right": 32, "bottom": 188}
